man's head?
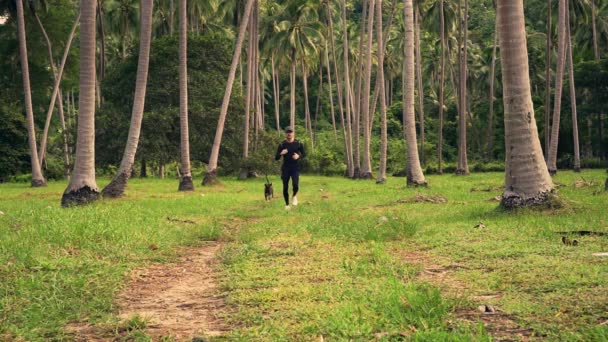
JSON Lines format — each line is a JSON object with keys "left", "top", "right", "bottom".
{"left": 284, "top": 126, "right": 295, "bottom": 140}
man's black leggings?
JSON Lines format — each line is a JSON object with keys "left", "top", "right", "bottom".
{"left": 281, "top": 167, "right": 299, "bottom": 205}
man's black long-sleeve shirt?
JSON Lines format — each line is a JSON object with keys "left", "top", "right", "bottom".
{"left": 275, "top": 139, "right": 305, "bottom": 168}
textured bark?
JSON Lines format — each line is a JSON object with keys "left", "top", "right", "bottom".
{"left": 360, "top": 0, "right": 375, "bottom": 179}
{"left": 376, "top": 0, "right": 387, "bottom": 183}
{"left": 102, "top": 0, "right": 153, "bottom": 198}
{"left": 62, "top": 0, "right": 99, "bottom": 206}
{"left": 438, "top": 0, "right": 445, "bottom": 175}
{"left": 354, "top": 0, "right": 369, "bottom": 178}
{"left": 16, "top": 0, "right": 46, "bottom": 187}
{"left": 456, "top": 0, "right": 469, "bottom": 175}
{"left": 544, "top": 0, "right": 552, "bottom": 160}
{"left": 547, "top": 0, "right": 567, "bottom": 175}
{"left": 178, "top": 0, "right": 193, "bottom": 191}
{"left": 302, "top": 62, "right": 314, "bottom": 148}
{"left": 241, "top": 11, "right": 253, "bottom": 177}
{"left": 403, "top": 0, "right": 427, "bottom": 186}
{"left": 497, "top": 0, "right": 554, "bottom": 208}
{"left": 204, "top": 0, "right": 254, "bottom": 185}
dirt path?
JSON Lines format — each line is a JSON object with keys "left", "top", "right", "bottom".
{"left": 68, "top": 242, "right": 227, "bottom": 340}
{"left": 117, "top": 242, "right": 227, "bottom": 339}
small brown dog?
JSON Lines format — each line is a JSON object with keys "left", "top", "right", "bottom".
{"left": 264, "top": 175, "right": 273, "bottom": 201}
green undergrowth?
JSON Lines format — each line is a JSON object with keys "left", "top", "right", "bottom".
{"left": 1, "top": 170, "right": 607, "bottom": 340}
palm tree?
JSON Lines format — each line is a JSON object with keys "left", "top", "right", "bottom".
{"left": 62, "top": 0, "right": 100, "bottom": 206}
{"left": 547, "top": 0, "right": 567, "bottom": 175}
{"left": 376, "top": 0, "right": 387, "bottom": 183}
{"left": 178, "top": 0, "right": 194, "bottom": 191}
{"left": 438, "top": 0, "right": 446, "bottom": 174}
{"left": 486, "top": 15, "right": 499, "bottom": 160}
{"left": 565, "top": 2, "right": 580, "bottom": 172}
{"left": 203, "top": 0, "right": 254, "bottom": 185}
{"left": 403, "top": 0, "right": 427, "bottom": 186}
{"left": 544, "top": 0, "right": 552, "bottom": 161}
{"left": 497, "top": 0, "right": 554, "bottom": 208}
{"left": 455, "top": 0, "right": 469, "bottom": 175}
{"left": 414, "top": 4, "right": 425, "bottom": 166}
{"left": 38, "top": 12, "right": 81, "bottom": 169}
{"left": 102, "top": 0, "right": 154, "bottom": 197}
{"left": 15, "top": 0, "right": 46, "bottom": 187}
{"left": 359, "top": 0, "right": 375, "bottom": 179}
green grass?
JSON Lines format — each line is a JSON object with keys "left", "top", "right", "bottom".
{"left": 1, "top": 171, "right": 607, "bottom": 340}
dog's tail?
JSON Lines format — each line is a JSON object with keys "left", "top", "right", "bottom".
{"left": 265, "top": 174, "right": 270, "bottom": 184}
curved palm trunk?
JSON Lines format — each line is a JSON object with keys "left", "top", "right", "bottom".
{"left": 16, "top": 0, "right": 46, "bottom": 187}
{"left": 376, "top": 0, "right": 387, "bottom": 183}
{"left": 38, "top": 13, "right": 80, "bottom": 167}
{"left": 544, "top": 0, "right": 552, "bottom": 160}
{"left": 240, "top": 15, "right": 254, "bottom": 180}
{"left": 438, "top": 0, "right": 445, "bottom": 174}
{"left": 414, "top": 5, "right": 425, "bottom": 166}
{"left": 360, "top": 0, "right": 375, "bottom": 179}
{"left": 62, "top": 0, "right": 99, "bottom": 206}
{"left": 403, "top": 0, "right": 427, "bottom": 186}
{"left": 203, "top": 0, "right": 254, "bottom": 185}
{"left": 341, "top": 0, "right": 355, "bottom": 178}
{"left": 497, "top": 0, "right": 554, "bottom": 208}
{"left": 58, "top": 88, "right": 71, "bottom": 181}
{"left": 456, "top": 0, "right": 469, "bottom": 175}
{"left": 302, "top": 62, "right": 314, "bottom": 149}
{"left": 565, "top": 4, "right": 580, "bottom": 172}
{"left": 178, "top": 0, "right": 194, "bottom": 191}
{"left": 102, "top": 0, "right": 153, "bottom": 197}
{"left": 486, "top": 15, "right": 498, "bottom": 160}
{"left": 353, "top": 0, "right": 369, "bottom": 178}
{"left": 546, "top": 0, "right": 567, "bottom": 175}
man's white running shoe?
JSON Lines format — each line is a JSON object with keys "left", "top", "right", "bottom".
{"left": 292, "top": 196, "right": 298, "bottom": 206}
{"left": 285, "top": 205, "right": 291, "bottom": 210}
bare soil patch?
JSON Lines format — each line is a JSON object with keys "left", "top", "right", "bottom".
{"left": 67, "top": 242, "right": 227, "bottom": 341}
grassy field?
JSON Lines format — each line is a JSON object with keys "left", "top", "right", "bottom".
{"left": 1, "top": 170, "right": 607, "bottom": 341}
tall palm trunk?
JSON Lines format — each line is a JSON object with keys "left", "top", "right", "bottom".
{"left": 414, "top": 5, "right": 425, "bottom": 166}
{"left": 324, "top": 39, "right": 338, "bottom": 141}
{"left": 272, "top": 56, "right": 281, "bottom": 133}
{"left": 590, "top": 0, "right": 604, "bottom": 159}
{"left": 302, "top": 62, "right": 314, "bottom": 148}
{"left": 58, "top": 88, "right": 71, "bottom": 181}
{"left": 102, "top": 0, "right": 153, "bottom": 197}
{"left": 16, "top": 0, "right": 46, "bottom": 187}
{"left": 438, "top": 0, "right": 445, "bottom": 174}
{"left": 486, "top": 16, "right": 498, "bottom": 160}
{"left": 330, "top": 0, "right": 354, "bottom": 176}
{"left": 565, "top": 3, "right": 580, "bottom": 172}
{"left": 290, "top": 49, "right": 296, "bottom": 129}
{"left": 403, "top": 0, "right": 427, "bottom": 186}
{"left": 240, "top": 11, "right": 254, "bottom": 180}
{"left": 360, "top": 0, "right": 375, "bottom": 179}
{"left": 203, "top": 0, "right": 255, "bottom": 185}
{"left": 353, "top": 0, "right": 369, "bottom": 178}
{"left": 544, "top": 0, "right": 552, "bottom": 160}
{"left": 376, "top": 0, "right": 387, "bottom": 183}
{"left": 38, "top": 14, "right": 80, "bottom": 167}
{"left": 497, "top": 0, "right": 554, "bottom": 208}
{"left": 178, "top": 0, "right": 194, "bottom": 191}
{"left": 62, "top": 0, "right": 99, "bottom": 206}
{"left": 547, "top": 0, "right": 567, "bottom": 175}
{"left": 456, "top": 0, "right": 469, "bottom": 175}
